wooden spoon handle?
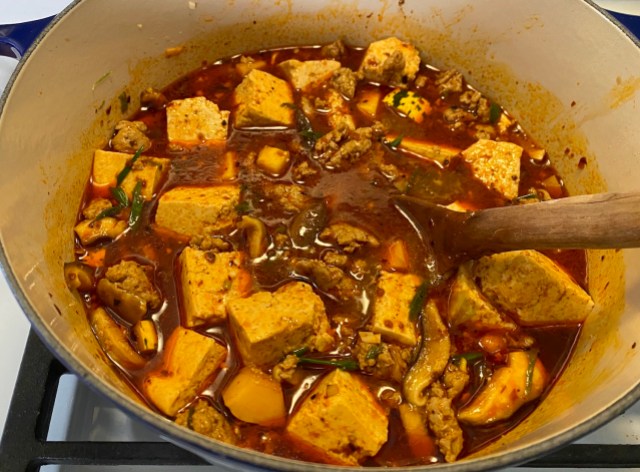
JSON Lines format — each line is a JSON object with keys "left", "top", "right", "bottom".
{"left": 456, "top": 192, "right": 640, "bottom": 253}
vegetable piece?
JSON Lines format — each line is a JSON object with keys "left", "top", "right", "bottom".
{"left": 542, "top": 174, "right": 563, "bottom": 198}
{"left": 64, "top": 262, "right": 96, "bottom": 292}
{"left": 128, "top": 180, "right": 144, "bottom": 229}
{"left": 457, "top": 350, "right": 548, "bottom": 426}
{"left": 238, "top": 215, "right": 269, "bottom": 259}
{"left": 489, "top": 103, "right": 502, "bottom": 124}
{"left": 142, "top": 327, "right": 227, "bottom": 417}
{"left": 403, "top": 300, "right": 451, "bottom": 406}
{"left": 395, "top": 136, "right": 461, "bottom": 164}
{"left": 409, "top": 282, "right": 428, "bottom": 321}
{"left": 97, "top": 278, "right": 148, "bottom": 325}
{"left": 398, "top": 403, "right": 438, "bottom": 458}
{"left": 116, "top": 146, "right": 143, "bottom": 187}
{"left": 256, "top": 145, "right": 290, "bottom": 176}
{"left": 355, "top": 89, "right": 381, "bottom": 117}
{"left": 220, "top": 150, "right": 238, "bottom": 180}
{"left": 289, "top": 201, "right": 327, "bottom": 248}
{"left": 295, "top": 355, "right": 359, "bottom": 371}
{"left": 132, "top": 319, "right": 158, "bottom": 355}
{"left": 383, "top": 88, "right": 432, "bottom": 123}
{"left": 175, "top": 399, "right": 238, "bottom": 444}
{"left": 89, "top": 307, "right": 146, "bottom": 370}
{"left": 74, "top": 217, "right": 128, "bottom": 245}
{"left": 222, "top": 366, "right": 286, "bottom": 426}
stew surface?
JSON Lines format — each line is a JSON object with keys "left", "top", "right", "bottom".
{"left": 65, "top": 38, "right": 593, "bottom": 466}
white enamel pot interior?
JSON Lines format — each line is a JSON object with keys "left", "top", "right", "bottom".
{"left": 1, "top": 0, "right": 640, "bottom": 470}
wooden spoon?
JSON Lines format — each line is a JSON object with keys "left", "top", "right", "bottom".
{"left": 393, "top": 192, "right": 640, "bottom": 285}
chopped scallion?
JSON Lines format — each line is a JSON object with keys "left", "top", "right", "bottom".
{"left": 525, "top": 348, "right": 539, "bottom": 396}
{"left": 129, "top": 181, "right": 144, "bottom": 228}
{"left": 110, "top": 186, "right": 129, "bottom": 208}
{"left": 409, "top": 282, "right": 428, "bottom": 320}
{"left": 365, "top": 344, "right": 383, "bottom": 360}
{"left": 489, "top": 103, "right": 502, "bottom": 124}
{"left": 116, "top": 146, "right": 144, "bottom": 187}
{"left": 297, "top": 356, "right": 359, "bottom": 371}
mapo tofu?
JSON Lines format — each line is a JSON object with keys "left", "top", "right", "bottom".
{"left": 65, "top": 37, "right": 593, "bottom": 466}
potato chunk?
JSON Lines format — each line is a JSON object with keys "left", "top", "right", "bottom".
{"left": 256, "top": 145, "right": 290, "bottom": 176}
{"left": 222, "top": 366, "right": 286, "bottom": 426}
{"left": 227, "top": 281, "right": 333, "bottom": 366}
{"left": 474, "top": 250, "right": 594, "bottom": 325}
{"left": 383, "top": 88, "right": 432, "bottom": 123}
{"left": 166, "top": 96, "right": 230, "bottom": 144}
{"left": 286, "top": 369, "right": 388, "bottom": 465}
{"left": 457, "top": 350, "right": 548, "bottom": 426}
{"left": 142, "top": 327, "right": 227, "bottom": 417}
{"left": 461, "top": 139, "right": 523, "bottom": 200}
{"left": 358, "top": 37, "right": 421, "bottom": 87}
{"left": 369, "top": 271, "right": 421, "bottom": 346}
{"left": 92, "top": 149, "right": 169, "bottom": 201}
{"left": 155, "top": 185, "right": 240, "bottom": 237}
{"left": 233, "top": 69, "right": 294, "bottom": 127}
{"left": 279, "top": 59, "right": 341, "bottom": 91}
{"left": 179, "top": 248, "right": 249, "bottom": 328}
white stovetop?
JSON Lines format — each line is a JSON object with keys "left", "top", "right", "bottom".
{"left": 2, "top": 2, "right": 640, "bottom": 471}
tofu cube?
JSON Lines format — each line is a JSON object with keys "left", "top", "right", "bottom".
{"left": 474, "top": 250, "right": 595, "bottom": 325}
{"left": 166, "top": 97, "right": 230, "bottom": 144}
{"left": 227, "top": 282, "right": 333, "bottom": 366}
{"left": 462, "top": 139, "right": 523, "bottom": 200}
{"left": 286, "top": 369, "right": 388, "bottom": 465}
{"left": 92, "top": 149, "right": 169, "bottom": 200}
{"left": 142, "top": 327, "right": 227, "bottom": 416}
{"left": 155, "top": 185, "right": 240, "bottom": 237}
{"left": 448, "top": 263, "right": 517, "bottom": 331}
{"left": 358, "top": 37, "right": 421, "bottom": 87}
{"left": 383, "top": 88, "right": 432, "bottom": 123}
{"left": 256, "top": 145, "right": 290, "bottom": 176}
{"left": 370, "top": 271, "right": 421, "bottom": 346}
{"left": 279, "top": 59, "right": 341, "bottom": 91}
{"left": 179, "top": 248, "right": 249, "bottom": 328}
{"left": 233, "top": 69, "right": 295, "bottom": 128}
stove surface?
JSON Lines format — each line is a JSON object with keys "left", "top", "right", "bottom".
{"left": 2, "top": 1, "right": 640, "bottom": 471}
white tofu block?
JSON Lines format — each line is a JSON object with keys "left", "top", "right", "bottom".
{"left": 92, "top": 149, "right": 169, "bottom": 200}
{"left": 370, "top": 271, "right": 421, "bottom": 346}
{"left": 155, "top": 185, "right": 240, "bottom": 237}
{"left": 166, "top": 97, "right": 230, "bottom": 144}
{"left": 286, "top": 369, "right": 388, "bottom": 465}
{"left": 226, "top": 282, "right": 332, "bottom": 366}
{"left": 179, "top": 248, "right": 249, "bottom": 327}
{"left": 279, "top": 59, "right": 341, "bottom": 91}
{"left": 474, "top": 250, "right": 595, "bottom": 325}
{"left": 462, "top": 139, "right": 523, "bottom": 200}
{"left": 233, "top": 69, "right": 294, "bottom": 128}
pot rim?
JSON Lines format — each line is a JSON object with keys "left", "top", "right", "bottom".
{"left": 1, "top": 0, "right": 639, "bottom": 469}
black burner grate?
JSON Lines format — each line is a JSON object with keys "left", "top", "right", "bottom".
{"left": 1, "top": 331, "right": 640, "bottom": 471}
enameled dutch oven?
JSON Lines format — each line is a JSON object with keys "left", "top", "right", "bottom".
{"left": 1, "top": 0, "right": 640, "bottom": 470}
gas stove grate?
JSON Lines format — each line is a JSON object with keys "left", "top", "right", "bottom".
{"left": 1, "top": 331, "right": 640, "bottom": 471}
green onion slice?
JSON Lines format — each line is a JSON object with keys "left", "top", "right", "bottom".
{"left": 128, "top": 181, "right": 144, "bottom": 228}
{"left": 116, "top": 146, "right": 143, "bottom": 187}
